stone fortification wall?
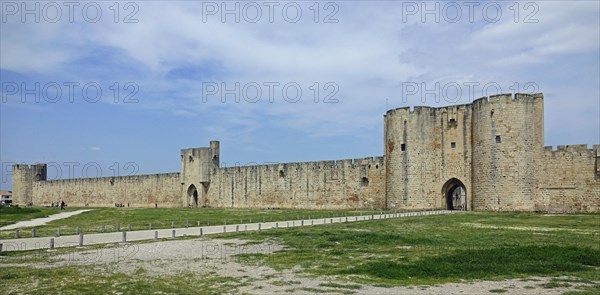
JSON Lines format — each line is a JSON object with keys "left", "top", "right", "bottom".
{"left": 14, "top": 92, "right": 599, "bottom": 213}
{"left": 206, "top": 157, "right": 386, "bottom": 210}
{"left": 535, "top": 144, "right": 600, "bottom": 212}
{"left": 31, "top": 173, "right": 181, "bottom": 207}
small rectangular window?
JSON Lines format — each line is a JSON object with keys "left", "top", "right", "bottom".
{"left": 451, "top": 142, "right": 456, "bottom": 148}
{"left": 449, "top": 118, "right": 457, "bottom": 127}
{"left": 495, "top": 136, "right": 501, "bottom": 143}
{"left": 401, "top": 144, "right": 406, "bottom": 151}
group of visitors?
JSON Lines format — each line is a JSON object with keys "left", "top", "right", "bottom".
{"left": 49, "top": 201, "right": 66, "bottom": 209}
{"left": 115, "top": 203, "right": 129, "bottom": 207}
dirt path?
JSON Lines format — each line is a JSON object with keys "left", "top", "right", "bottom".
{"left": 0, "top": 209, "right": 93, "bottom": 230}
{"left": 3, "top": 237, "right": 593, "bottom": 295}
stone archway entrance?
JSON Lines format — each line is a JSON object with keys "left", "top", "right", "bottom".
{"left": 187, "top": 184, "right": 198, "bottom": 208}
{"left": 442, "top": 178, "right": 466, "bottom": 210}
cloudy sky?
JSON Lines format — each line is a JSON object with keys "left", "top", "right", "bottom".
{"left": 1, "top": 1, "right": 599, "bottom": 189}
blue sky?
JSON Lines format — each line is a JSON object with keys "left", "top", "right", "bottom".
{"left": 1, "top": 1, "right": 599, "bottom": 190}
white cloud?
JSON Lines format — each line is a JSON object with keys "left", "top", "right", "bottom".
{"left": 464, "top": 2, "right": 599, "bottom": 66}
{"left": 1, "top": 1, "right": 598, "bottom": 144}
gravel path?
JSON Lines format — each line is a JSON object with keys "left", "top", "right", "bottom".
{"left": 1, "top": 237, "right": 594, "bottom": 295}
{"left": 0, "top": 209, "right": 93, "bottom": 230}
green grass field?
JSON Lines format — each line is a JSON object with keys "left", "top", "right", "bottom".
{"left": 1, "top": 266, "right": 245, "bottom": 295}
{"left": 0, "top": 206, "right": 378, "bottom": 239}
{"left": 1, "top": 210, "right": 599, "bottom": 294}
{"left": 217, "top": 212, "right": 600, "bottom": 287}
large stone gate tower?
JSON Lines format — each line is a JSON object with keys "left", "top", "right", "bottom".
{"left": 384, "top": 93, "right": 556, "bottom": 211}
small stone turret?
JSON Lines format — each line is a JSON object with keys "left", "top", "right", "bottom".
{"left": 12, "top": 163, "right": 47, "bottom": 205}
{"left": 180, "top": 141, "right": 220, "bottom": 207}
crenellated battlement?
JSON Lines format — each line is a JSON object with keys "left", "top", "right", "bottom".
{"left": 472, "top": 92, "right": 543, "bottom": 105}
{"left": 386, "top": 93, "right": 543, "bottom": 119}
{"left": 13, "top": 163, "right": 47, "bottom": 172}
{"left": 543, "top": 144, "right": 599, "bottom": 155}
{"left": 41, "top": 172, "right": 180, "bottom": 184}
{"left": 217, "top": 156, "right": 384, "bottom": 174}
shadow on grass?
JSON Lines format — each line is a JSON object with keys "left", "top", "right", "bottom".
{"left": 345, "top": 245, "right": 600, "bottom": 281}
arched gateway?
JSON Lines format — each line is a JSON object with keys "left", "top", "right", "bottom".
{"left": 442, "top": 178, "right": 466, "bottom": 210}
{"left": 187, "top": 184, "right": 198, "bottom": 208}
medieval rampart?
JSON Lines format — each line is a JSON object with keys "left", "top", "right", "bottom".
{"left": 12, "top": 92, "right": 599, "bottom": 212}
